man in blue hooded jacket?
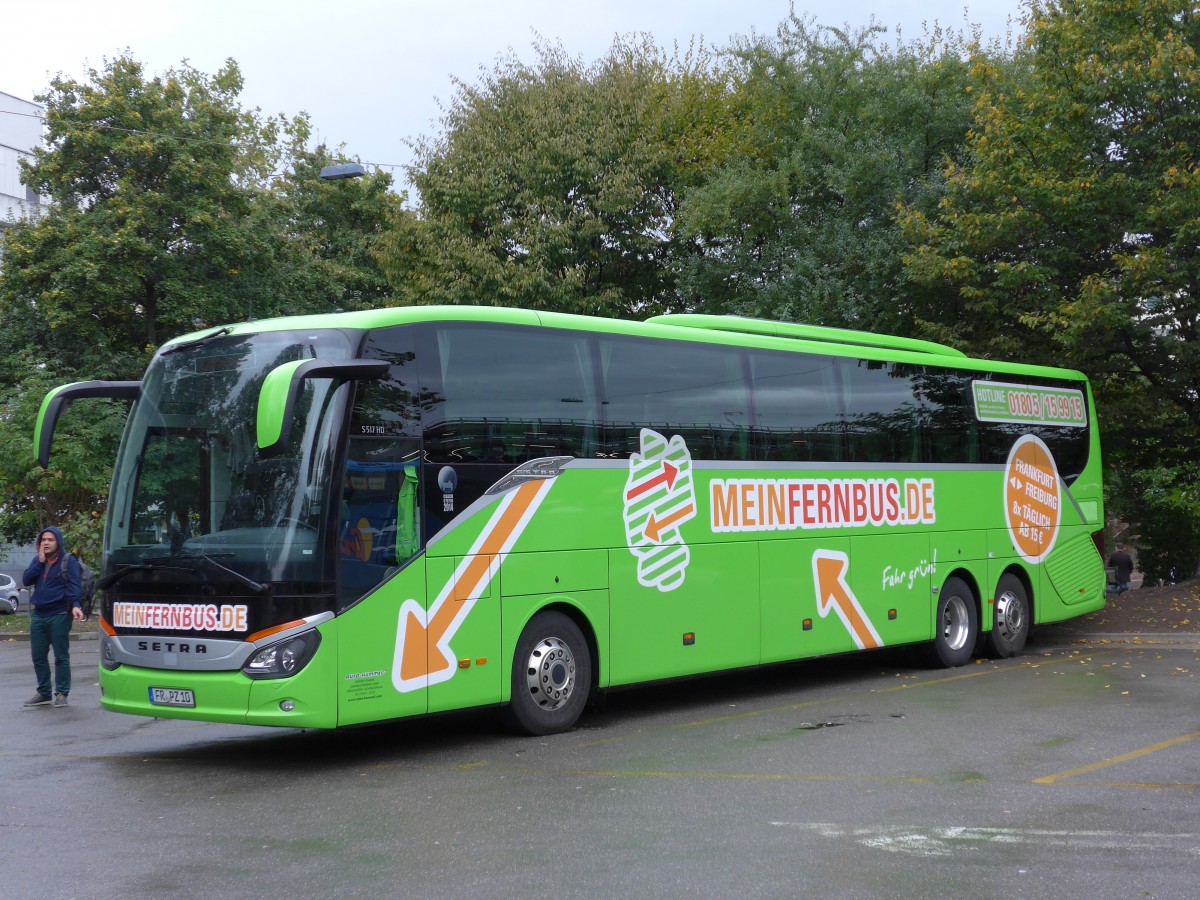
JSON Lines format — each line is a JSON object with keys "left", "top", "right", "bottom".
{"left": 22, "top": 526, "right": 84, "bottom": 708}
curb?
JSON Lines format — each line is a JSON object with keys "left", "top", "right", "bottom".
{"left": 0, "top": 631, "right": 100, "bottom": 643}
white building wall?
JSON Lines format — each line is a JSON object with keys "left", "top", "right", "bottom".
{"left": 0, "top": 90, "right": 46, "bottom": 229}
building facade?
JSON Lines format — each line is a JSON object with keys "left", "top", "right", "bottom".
{"left": 1, "top": 90, "right": 45, "bottom": 237}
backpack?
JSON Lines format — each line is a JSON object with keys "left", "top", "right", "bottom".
{"left": 60, "top": 553, "right": 98, "bottom": 618}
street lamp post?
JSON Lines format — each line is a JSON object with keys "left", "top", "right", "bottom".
{"left": 319, "top": 163, "right": 367, "bottom": 180}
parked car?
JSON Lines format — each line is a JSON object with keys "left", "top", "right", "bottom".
{"left": 0, "top": 574, "right": 19, "bottom": 614}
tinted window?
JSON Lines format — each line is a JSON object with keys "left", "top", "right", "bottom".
{"left": 420, "top": 324, "right": 600, "bottom": 463}
{"left": 916, "top": 370, "right": 976, "bottom": 464}
{"left": 357, "top": 328, "right": 421, "bottom": 438}
{"left": 748, "top": 350, "right": 842, "bottom": 461}
{"left": 842, "top": 360, "right": 920, "bottom": 463}
{"left": 131, "top": 431, "right": 210, "bottom": 548}
{"left": 976, "top": 375, "right": 1090, "bottom": 481}
{"left": 336, "top": 435, "right": 421, "bottom": 609}
{"left": 398, "top": 320, "right": 1091, "bottom": 481}
{"left": 340, "top": 327, "right": 424, "bottom": 608}
{"left": 108, "top": 329, "right": 352, "bottom": 598}
{"left": 599, "top": 335, "right": 750, "bottom": 460}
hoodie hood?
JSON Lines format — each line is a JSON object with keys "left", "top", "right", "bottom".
{"left": 38, "top": 526, "right": 66, "bottom": 560}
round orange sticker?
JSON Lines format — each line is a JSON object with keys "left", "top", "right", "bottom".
{"left": 1004, "top": 434, "right": 1060, "bottom": 563}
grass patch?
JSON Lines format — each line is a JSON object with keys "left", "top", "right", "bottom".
{"left": 0, "top": 612, "right": 101, "bottom": 637}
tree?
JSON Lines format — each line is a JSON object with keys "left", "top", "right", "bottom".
{"left": 378, "top": 35, "right": 739, "bottom": 318}
{"left": 905, "top": 0, "right": 1200, "bottom": 403}
{"left": 0, "top": 359, "right": 119, "bottom": 551}
{"left": 0, "top": 56, "right": 284, "bottom": 545}
{"left": 901, "top": 0, "right": 1200, "bottom": 574}
{"left": 268, "top": 145, "right": 398, "bottom": 313}
{"left": 0, "top": 55, "right": 395, "bottom": 545}
{"left": 0, "top": 56, "right": 318, "bottom": 376}
{"left": 675, "top": 16, "right": 996, "bottom": 332}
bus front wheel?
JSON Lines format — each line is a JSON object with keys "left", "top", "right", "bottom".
{"left": 984, "top": 574, "right": 1030, "bottom": 658}
{"left": 504, "top": 611, "right": 592, "bottom": 736}
{"left": 929, "top": 577, "right": 978, "bottom": 668}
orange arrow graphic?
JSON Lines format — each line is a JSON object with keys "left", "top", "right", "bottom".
{"left": 643, "top": 502, "right": 695, "bottom": 542}
{"left": 394, "top": 479, "right": 550, "bottom": 690}
{"left": 812, "top": 550, "right": 882, "bottom": 650}
{"left": 626, "top": 461, "right": 679, "bottom": 501}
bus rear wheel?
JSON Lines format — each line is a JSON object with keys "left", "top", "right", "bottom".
{"left": 929, "top": 577, "right": 978, "bottom": 668}
{"left": 504, "top": 611, "right": 591, "bottom": 736}
{"left": 984, "top": 573, "right": 1030, "bottom": 658}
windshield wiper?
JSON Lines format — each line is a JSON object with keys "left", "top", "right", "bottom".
{"left": 97, "top": 552, "right": 269, "bottom": 594}
{"left": 160, "top": 327, "right": 232, "bottom": 356}
{"left": 97, "top": 557, "right": 190, "bottom": 589}
{"left": 191, "top": 553, "right": 270, "bottom": 594}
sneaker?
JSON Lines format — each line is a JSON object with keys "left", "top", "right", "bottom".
{"left": 53, "top": 693, "right": 68, "bottom": 708}
{"left": 23, "top": 694, "right": 51, "bottom": 708}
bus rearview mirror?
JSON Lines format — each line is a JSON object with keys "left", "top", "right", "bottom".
{"left": 256, "top": 359, "right": 389, "bottom": 457}
{"left": 35, "top": 381, "right": 142, "bottom": 468}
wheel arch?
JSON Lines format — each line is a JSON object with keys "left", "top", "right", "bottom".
{"left": 503, "top": 599, "right": 598, "bottom": 735}
{"left": 510, "top": 597, "right": 601, "bottom": 695}
{"left": 941, "top": 566, "right": 983, "bottom": 628}
{"left": 999, "top": 564, "right": 1036, "bottom": 623}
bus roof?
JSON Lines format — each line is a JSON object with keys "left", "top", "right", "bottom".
{"left": 644, "top": 314, "right": 968, "bottom": 358}
{"left": 163, "top": 305, "right": 1085, "bottom": 382}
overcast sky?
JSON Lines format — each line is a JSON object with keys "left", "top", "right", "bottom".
{"left": 2, "top": 1, "right": 1026, "bottom": 188}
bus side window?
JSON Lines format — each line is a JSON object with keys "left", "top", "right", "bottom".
{"left": 420, "top": 323, "right": 600, "bottom": 463}
{"left": 918, "top": 370, "right": 975, "bottom": 465}
{"left": 842, "top": 359, "right": 920, "bottom": 464}
{"left": 748, "top": 350, "right": 842, "bottom": 463}
{"left": 599, "top": 336, "right": 751, "bottom": 460}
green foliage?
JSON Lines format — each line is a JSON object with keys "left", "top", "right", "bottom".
{"left": 379, "top": 35, "right": 739, "bottom": 317}
{"left": 265, "top": 144, "right": 400, "bottom": 313}
{"left": 1122, "top": 466, "right": 1200, "bottom": 585}
{"left": 901, "top": 0, "right": 1200, "bottom": 577}
{"left": 676, "top": 16, "right": 997, "bottom": 331}
{"left": 905, "top": 0, "right": 1200, "bottom": 389}
{"left": 5, "top": 57, "right": 298, "bottom": 363}
{"left": 0, "top": 54, "right": 395, "bottom": 543}
{"left": 0, "top": 357, "right": 119, "bottom": 546}
{"left": 4, "top": 12, "right": 1200, "bottom": 581}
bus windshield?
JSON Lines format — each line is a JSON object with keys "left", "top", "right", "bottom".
{"left": 106, "top": 329, "right": 356, "bottom": 588}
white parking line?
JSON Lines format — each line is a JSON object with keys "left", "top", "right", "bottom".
{"left": 771, "top": 821, "right": 1200, "bottom": 858}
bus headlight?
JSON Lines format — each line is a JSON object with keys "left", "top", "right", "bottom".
{"left": 243, "top": 631, "right": 321, "bottom": 679}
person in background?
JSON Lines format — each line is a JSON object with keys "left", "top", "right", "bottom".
{"left": 21, "top": 526, "right": 84, "bottom": 708}
{"left": 1108, "top": 543, "right": 1135, "bottom": 594}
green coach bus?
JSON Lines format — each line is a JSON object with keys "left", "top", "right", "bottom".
{"left": 35, "top": 306, "right": 1105, "bottom": 735}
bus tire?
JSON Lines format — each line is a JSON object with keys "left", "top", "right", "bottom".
{"left": 985, "top": 573, "right": 1030, "bottom": 658}
{"left": 504, "top": 611, "right": 591, "bottom": 736}
{"left": 929, "top": 577, "right": 978, "bottom": 668}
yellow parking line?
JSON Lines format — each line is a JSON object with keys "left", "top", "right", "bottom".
{"left": 1063, "top": 781, "right": 1200, "bottom": 790}
{"left": 1033, "top": 731, "right": 1200, "bottom": 784}
{"left": 536, "top": 768, "right": 986, "bottom": 784}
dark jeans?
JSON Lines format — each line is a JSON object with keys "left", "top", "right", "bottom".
{"left": 30, "top": 613, "right": 73, "bottom": 697}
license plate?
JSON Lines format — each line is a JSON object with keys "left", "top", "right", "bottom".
{"left": 148, "top": 687, "right": 195, "bottom": 708}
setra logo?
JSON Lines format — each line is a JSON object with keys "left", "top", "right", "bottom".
{"left": 623, "top": 428, "right": 696, "bottom": 592}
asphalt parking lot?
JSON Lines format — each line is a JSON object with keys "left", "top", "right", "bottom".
{"left": 3, "top": 611, "right": 1198, "bottom": 900}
